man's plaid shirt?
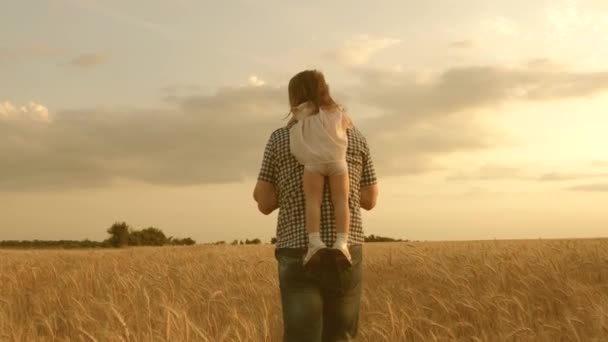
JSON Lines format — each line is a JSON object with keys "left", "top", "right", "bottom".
{"left": 257, "top": 121, "right": 377, "bottom": 249}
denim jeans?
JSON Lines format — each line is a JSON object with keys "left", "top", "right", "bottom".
{"left": 274, "top": 245, "right": 363, "bottom": 342}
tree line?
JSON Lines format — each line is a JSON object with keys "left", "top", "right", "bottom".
{"left": 208, "top": 234, "right": 407, "bottom": 245}
{"left": 364, "top": 234, "right": 407, "bottom": 243}
{"left": 0, "top": 222, "right": 406, "bottom": 249}
{"left": 0, "top": 222, "right": 195, "bottom": 249}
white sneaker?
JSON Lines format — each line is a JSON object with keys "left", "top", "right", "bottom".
{"left": 303, "top": 243, "right": 326, "bottom": 267}
{"left": 332, "top": 244, "right": 352, "bottom": 268}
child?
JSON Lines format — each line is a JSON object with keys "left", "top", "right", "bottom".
{"left": 287, "top": 70, "right": 354, "bottom": 268}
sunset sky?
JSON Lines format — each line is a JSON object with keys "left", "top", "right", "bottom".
{"left": 2, "top": 0, "right": 607, "bottom": 243}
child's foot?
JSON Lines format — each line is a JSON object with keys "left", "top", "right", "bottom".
{"left": 303, "top": 243, "right": 326, "bottom": 267}
{"left": 331, "top": 243, "right": 352, "bottom": 269}
{"left": 304, "top": 232, "right": 325, "bottom": 267}
{"left": 332, "top": 233, "right": 352, "bottom": 269}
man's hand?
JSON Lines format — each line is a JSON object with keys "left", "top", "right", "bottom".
{"left": 360, "top": 184, "right": 378, "bottom": 211}
{"left": 253, "top": 180, "right": 278, "bottom": 215}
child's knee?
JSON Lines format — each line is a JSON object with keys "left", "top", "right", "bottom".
{"left": 331, "top": 194, "right": 349, "bottom": 207}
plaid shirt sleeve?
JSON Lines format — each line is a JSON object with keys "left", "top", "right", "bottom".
{"left": 360, "top": 136, "right": 377, "bottom": 187}
{"left": 257, "top": 133, "right": 277, "bottom": 185}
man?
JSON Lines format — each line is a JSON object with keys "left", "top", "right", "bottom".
{"left": 253, "top": 120, "right": 378, "bottom": 341}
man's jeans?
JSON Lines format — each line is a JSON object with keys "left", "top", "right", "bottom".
{"left": 274, "top": 245, "right": 363, "bottom": 342}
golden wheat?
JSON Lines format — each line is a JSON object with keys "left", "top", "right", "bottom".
{"left": 1, "top": 239, "right": 607, "bottom": 341}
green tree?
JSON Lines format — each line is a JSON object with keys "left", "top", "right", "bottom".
{"left": 182, "top": 237, "right": 196, "bottom": 245}
{"left": 138, "top": 227, "right": 168, "bottom": 246}
{"left": 128, "top": 230, "right": 144, "bottom": 246}
{"left": 107, "top": 222, "right": 130, "bottom": 247}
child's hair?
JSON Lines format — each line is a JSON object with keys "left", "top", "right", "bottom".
{"left": 287, "top": 70, "right": 341, "bottom": 118}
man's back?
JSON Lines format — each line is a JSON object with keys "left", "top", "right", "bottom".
{"left": 258, "top": 121, "right": 377, "bottom": 249}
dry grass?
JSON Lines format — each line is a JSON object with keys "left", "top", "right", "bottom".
{"left": 1, "top": 239, "right": 607, "bottom": 341}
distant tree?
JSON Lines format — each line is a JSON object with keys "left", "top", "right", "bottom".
{"left": 239, "top": 240, "right": 244, "bottom": 245}
{"left": 364, "top": 234, "right": 404, "bottom": 243}
{"left": 0, "top": 222, "right": 195, "bottom": 249}
{"left": 128, "top": 230, "right": 144, "bottom": 246}
{"left": 107, "top": 222, "right": 130, "bottom": 247}
{"left": 231, "top": 239, "right": 238, "bottom": 245}
{"left": 270, "top": 237, "right": 277, "bottom": 244}
{"left": 138, "top": 227, "right": 168, "bottom": 246}
{"left": 179, "top": 237, "right": 196, "bottom": 246}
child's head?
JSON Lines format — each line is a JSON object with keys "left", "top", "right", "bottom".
{"left": 288, "top": 70, "right": 339, "bottom": 114}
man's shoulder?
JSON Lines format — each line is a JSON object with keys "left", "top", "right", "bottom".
{"left": 268, "top": 126, "right": 290, "bottom": 144}
{"left": 271, "top": 126, "right": 289, "bottom": 136}
{"left": 347, "top": 125, "right": 369, "bottom": 148}
{"left": 348, "top": 125, "right": 366, "bottom": 139}
{"left": 267, "top": 124, "right": 369, "bottom": 150}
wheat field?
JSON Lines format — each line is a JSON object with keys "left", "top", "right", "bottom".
{"left": 1, "top": 239, "right": 607, "bottom": 341}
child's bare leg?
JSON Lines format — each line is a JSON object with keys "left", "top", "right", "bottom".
{"left": 303, "top": 167, "right": 326, "bottom": 265}
{"left": 329, "top": 173, "right": 350, "bottom": 235}
{"left": 303, "top": 167, "right": 324, "bottom": 234}
{"left": 329, "top": 169, "right": 351, "bottom": 265}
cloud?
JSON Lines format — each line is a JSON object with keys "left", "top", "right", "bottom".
{"left": 3, "top": 60, "right": 608, "bottom": 191}
{"left": 449, "top": 40, "right": 476, "bottom": 49}
{"left": 447, "top": 164, "right": 523, "bottom": 181}
{"left": 0, "top": 101, "right": 51, "bottom": 122}
{"left": 568, "top": 183, "right": 608, "bottom": 192}
{"left": 160, "top": 84, "right": 202, "bottom": 97}
{"left": 481, "top": 16, "right": 520, "bottom": 37}
{"left": 591, "top": 160, "right": 608, "bottom": 167}
{"left": 61, "top": 0, "right": 180, "bottom": 42}
{"left": 351, "top": 62, "right": 608, "bottom": 118}
{"left": 68, "top": 53, "right": 109, "bottom": 67}
{"left": 538, "top": 172, "right": 608, "bottom": 181}
{"left": 323, "top": 34, "right": 401, "bottom": 66}
{"left": 544, "top": 0, "right": 608, "bottom": 39}
{"left": 248, "top": 76, "right": 266, "bottom": 87}
{"left": 0, "top": 44, "right": 64, "bottom": 61}
{"left": 345, "top": 61, "right": 608, "bottom": 175}
{"left": 526, "top": 58, "right": 564, "bottom": 71}
{"left": 0, "top": 86, "right": 287, "bottom": 191}
{"left": 446, "top": 167, "right": 608, "bottom": 183}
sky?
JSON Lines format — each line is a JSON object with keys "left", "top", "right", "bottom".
{"left": 1, "top": 0, "right": 608, "bottom": 243}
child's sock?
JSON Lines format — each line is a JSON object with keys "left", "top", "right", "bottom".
{"left": 308, "top": 232, "right": 326, "bottom": 248}
{"left": 334, "top": 233, "right": 349, "bottom": 249}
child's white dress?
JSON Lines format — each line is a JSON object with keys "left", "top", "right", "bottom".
{"left": 289, "top": 102, "right": 353, "bottom": 176}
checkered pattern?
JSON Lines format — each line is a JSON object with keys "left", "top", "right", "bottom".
{"left": 258, "top": 121, "right": 377, "bottom": 249}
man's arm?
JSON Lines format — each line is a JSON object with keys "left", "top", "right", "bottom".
{"left": 254, "top": 133, "right": 278, "bottom": 215}
{"left": 359, "top": 131, "right": 378, "bottom": 211}
{"left": 360, "top": 184, "right": 378, "bottom": 211}
{"left": 253, "top": 180, "right": 278, "bottom": 215}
